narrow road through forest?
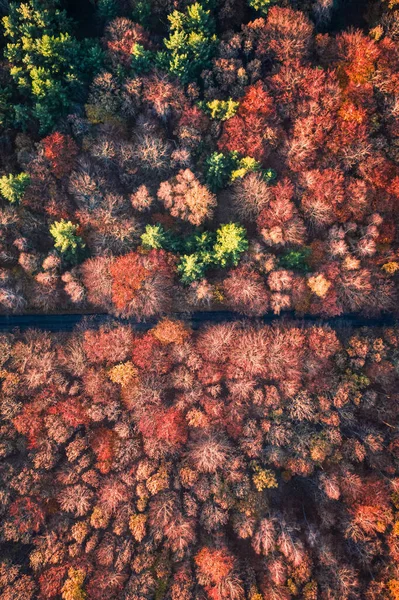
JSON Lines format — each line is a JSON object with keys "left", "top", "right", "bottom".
{"left": 0, "top": 311, "right": 396, "bottom": 332}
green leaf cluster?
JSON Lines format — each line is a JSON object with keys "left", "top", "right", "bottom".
{"left": 2, "top": 0, "right": 104, "bottom": 133}
{"left": 156, "top": 2, "right": 218, "bottom": 84}
{"left": 131, "top": 0, "right": 152, "bottom": 28}
{"left": 213, "top": 222, "right": 248, "bottom": 268}
{"left": 204, "top": 152, "right": 237, "bottom": 192}
{"left": 248, "top": 0, "right": 278, "bottom": 16}
{"left": 50, "top": 220, "right": 86, "bottom": 264}
{"left": 279, "top": 247, "right": 312, "bottom": 272}
{"left": 141, "top": 222, "right": 248, "bottom": 283}
{"left": 0, "top": 172, "right": 30, "bottom": 204}
{"left": 96, "top": 0, "right": 118, "bottom": 21}
{"left": 205, "top": 151, "right": 277, "bottom": 191}
{"left": 203, "top": 98, "right": 239, "bottom": 121}
{"left": 345, "top": 369, "right": 370, "bottom": 391}
{"left": 131, "top": 43, "right": 155, "bottom": 74}
{"left": 140, "top": 223, "right": 181, "bottom": 252}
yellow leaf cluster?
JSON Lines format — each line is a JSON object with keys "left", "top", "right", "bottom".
{"left": 152, "top": 318, "right": 191, "bottom": 345}
{"left": 129, "top": 513, "right": 147, "bottom": 542}
{"left": 146, "top": 465, "right": 169, "bottom": 495}
{"left": 307, "top": 273, "right": 331, "bottom": 298}
{"left": 90, "top": 506, "right": 110, "bottom": 529}
{"left": 213, "top": 286, "right": 225, "bottom": 303}
{"left": 388, "top": 579, "right": 399, "bottom": 600}
{"left": 71, "top": 521, "right": 89, "bottom": 543}
{"left": 382, "top": 261, "right": 399, "bottom": 275}
{"left": 61, "top": 568, "right": 86, "bottom": 600}
{"left": 108, "top": 361, "right": 138, "bottom": 387}
{"left": 252, "top": 466, "right": 278, "bottom": 492}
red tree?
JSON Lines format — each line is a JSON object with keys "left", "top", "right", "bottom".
{"left": 103, "top": 18, "right": 151, "bottom": 68}
{"left": 41, "top": 132, "right": 78, "bottom": 178}
{"left": 263, "top": 7, "right": 313, "bottom": 64}
{"left": 218, "top": 81, "right": 279, "bottom": 164}
{"left": 110, "top": 249, "right": 175, "bottom": 319}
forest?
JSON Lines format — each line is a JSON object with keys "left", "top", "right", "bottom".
{"left": 0, "top": 0, "right": 398, "bottom": 317}
{"left": 1, "top": 0, "right": 399, "bottom": 599}
{"left": 1, "top": 321, "right": 399, "bottom": 599}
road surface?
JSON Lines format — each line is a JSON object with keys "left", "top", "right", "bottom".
{"left": 0, "top": 311, "right": 396, "bottom": 332}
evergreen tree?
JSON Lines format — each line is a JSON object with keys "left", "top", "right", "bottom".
{"left": 157, "top": 2, "right": 217, "bottom": 84}
{"left": 50, "top": 220, "right": 86, "bottom": 264}
{"left": 0, "top": 172, "right": 30, "bottom": 204}
{"left": 213, "top": 223, "right": 248, "bottom": 267}
{"left": 2, "top": 0, "right": 103, "bottom": 133}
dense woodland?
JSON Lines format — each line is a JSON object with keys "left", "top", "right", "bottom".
{"left": 0, "top": 321, "right": 399, "bottom": 599}
{"left": 1, "top": 1, "right": 399, "bottom": 599}
{"left": 0, "top": 0, "right": 398, "bottom": 317}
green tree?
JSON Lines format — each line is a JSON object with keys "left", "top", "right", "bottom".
{"left": 141, "top": 223, "right": 248, "bottom": 282}
{"left": 204, "top": 98, "right": 239, "bottom": 121}
{"left": 0, "top": 69, "right": 14, "bottom": 130}
{"left": 2, "top": 0, "right": 103, "bottom": 133}
{"left": 131, "top": 0, "right": 152, "bottom": 27}
{"left": 204, "top": 152, "right": 236, "bottom": 191}
{"left": 141, "top": 223, "right": 181, "bottom": 252}
{"left": 157, "top": 2, "right": 218, "bottom": 83}
{"left": 184, "top": 230, "right": 215, "bottom": 255}
{"left": 96, "top": 0, "right": 118, "bottom": 21}
{"left": 279, "top": 247, "right": 312, "bottom": 272}
{"left": 205, "top": 151, "right": 276, "bottom": 191}
{"left": 50, "top": 220, "right": 85, "bottom": 263}
{"left": 213, "top": 223, "right": 248, "bottom": 267}
{"left": 131, "top": 44, "right": 155, "bottom": 74}
{"left": 248, "top": 0, "right": 278, "bottom": 16}
{"left": 0, "top": 172, "right": 30, "bottom": 204}
{"left": 177, "top": 253, "right": 208, "bottom": 284}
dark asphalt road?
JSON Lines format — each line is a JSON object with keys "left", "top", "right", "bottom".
{"left": 0, "top": 311, "right": 396, "bottom": 332}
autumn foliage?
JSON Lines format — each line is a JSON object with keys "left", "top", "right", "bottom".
{"left": 1, "top": 0, "right": 399, "bottom": 596}
{"left": 0, "top": 322, "right": 398, "bottom": 598}
{"left": 110, "top": 249, "right": 175, "bottom": 318}
{"left": 218, "top": 82, "right": 280, "bottom": 164}
{"left": 0, "top": 2, "right": 398, "bottom": 319}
